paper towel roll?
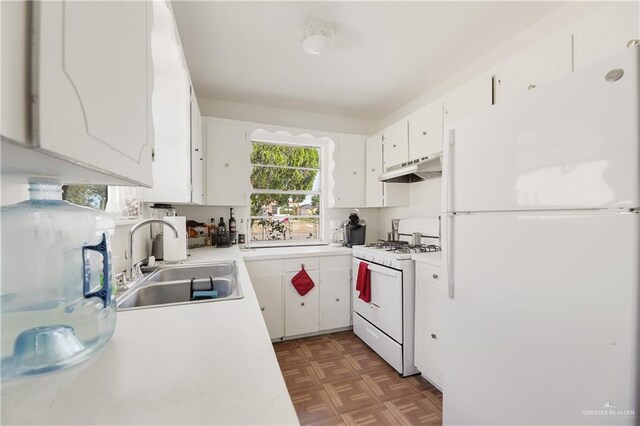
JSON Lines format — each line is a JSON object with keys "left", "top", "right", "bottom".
{"left": 163, "top": 216, "right": 187, "bottom": 262}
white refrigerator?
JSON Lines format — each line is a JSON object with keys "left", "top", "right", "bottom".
{"left": 441, "top": 47, "right": 639, "bottom": 425}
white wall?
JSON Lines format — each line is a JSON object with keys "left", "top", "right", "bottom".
{"left": 198, "top": 98, "right": 378, "bottom": 136}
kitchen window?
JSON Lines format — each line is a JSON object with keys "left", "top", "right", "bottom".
{"left": 62, "top": 185, "right": 142, "bottom": 221}
{"left": 250, "top": 141, "right": 321, "bottom": 243}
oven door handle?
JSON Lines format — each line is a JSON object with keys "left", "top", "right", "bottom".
{"left": 365, "top": 263, "right": 401, "bottom": 278}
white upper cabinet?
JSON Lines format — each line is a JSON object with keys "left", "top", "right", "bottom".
{"left": 572, "top": 2, "right": 640, "bottom": 71}
{"left": 382, "top": 119, "right": 409, "bottom": 170}
{"left": 205, "top": 120, "right": 248, "bottom": 206}
{"left": 143, "top": 2, "right": 203, "bottom": 204}
{"left": 444, "top": 75, "right": 493, "bottom": 125}
{"left": 493, "top": 32, "right": 573, "bottom": 104}
{"left": 408, "top": 100, "right": 444, "bottom": 160}
{"left": 190, "top": 94, "right": 204, "bottom": 204}
{"left": 332, "top": 135, "right": 366, "bottom": 208}
{"left": 365, "top": 134, "right": 384, "bottom": 208}
{"left": 365, "top": 133, "right": 409, "bottom": 208}
{"left": 32, "top": 1, "right": 154, "bottom": 186}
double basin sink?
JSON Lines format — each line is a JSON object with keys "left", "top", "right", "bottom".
{"left": 117, "top": 262, "right": 243, "bottom": 310}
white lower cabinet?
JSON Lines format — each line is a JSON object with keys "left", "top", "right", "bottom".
{"left": 251, "top": 275, "right": 284, "bottom": 340}
{"left": 320, "top": 256, "right": 352, "bottom": 330}
{"left": 414, "top": 262, "right": 445, "bottom": 390}
{"left": 246, "top": 254, "right": 352, "bottom": 340}
{"left": 285, "top": 270, "right": 320, "bottom": 336}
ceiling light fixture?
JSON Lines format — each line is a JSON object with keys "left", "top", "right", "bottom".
{"left": 301, "top": 19, "right": 336, "bottom": 55}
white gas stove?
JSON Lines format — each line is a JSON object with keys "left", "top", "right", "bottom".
{"left": 352, "top": 242, "right": 439, "bottom": 268}
{"left": 351, "top": 218, "right": 440, "bottom": 377}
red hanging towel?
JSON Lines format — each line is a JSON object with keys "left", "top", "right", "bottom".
{"left": 356, "top": 261, "right": 371, "bottom": 303}
{"left": 291, "top": 265, "right": 315, "bottom": 296}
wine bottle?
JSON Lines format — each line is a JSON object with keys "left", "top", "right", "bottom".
{"left": 229, "top": 208, "right": 237, "bottom": 233}
{"left": 217, "top": 217, "right": 226, "bottom": 235}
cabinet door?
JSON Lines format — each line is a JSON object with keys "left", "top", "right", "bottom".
{"left": 365, "top": 134, "right": 384, "bottom": 207}
{"left": 408, "top": 100, "right": 443, "bottom": 160}
{"left": 284, "top": 271, "right": 320, "bottom": 336}
{"left": 320, "top": 269, "right": 351, "bottom": 330}
{"left": 414, "top": 278, "right": 429, "bottom": 376}
{"left": 333, "top": 135, "right": 366, "bottom": 207}
{"left": 444, "top": 75, "right": 492, "bottom": 124}
{"left": 142, "top": 73, "right": 191, "bottom": 203}
{"left": 573, "top": 2, "right": 640, "bottom": 70}
{"left": 493, "top": 32, "right": 572, "bottom": 104}
{"left": 423, "top": 284, "right": 445, "bottom": 389}
{"left": 190, "top": 93, "right": 204, "bottom": 204}
{"left": 382, "top": 119, "right": 409, "bottom": 170}
{"left": 415, "top": 273, "right": 445, "bottom": 389}
{"left": 205, "top": 121, "right": 248, "bottom": 206}
{"left": 252, "top": 275, "right": 284, "bottom": 340}
{"left": 34, "top": 1, "right": 153, "bottom": 186}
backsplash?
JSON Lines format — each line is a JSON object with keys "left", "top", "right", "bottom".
{"left": 175, "top": 204, "right": 380, "bottom": 245}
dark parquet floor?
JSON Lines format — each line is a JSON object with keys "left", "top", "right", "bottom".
{"left": 274, "top": 331, "right": 443, "bottom": 425}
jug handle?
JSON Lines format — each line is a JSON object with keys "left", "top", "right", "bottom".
{"left": 83, "top": 234, "right": 111, "bottom": 308}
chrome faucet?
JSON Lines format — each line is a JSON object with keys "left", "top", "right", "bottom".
{"left": 127, "top": 219, "right": 179, "bottom": 281}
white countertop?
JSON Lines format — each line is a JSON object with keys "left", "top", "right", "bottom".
{"left": 411, "top": 251, "right": 442, "bottom": 267}
{"left": 240, "top": 245, "right": 352, "bottom": 261}
{"left": 1, "top": 246, "right": 299, "bottom": 425}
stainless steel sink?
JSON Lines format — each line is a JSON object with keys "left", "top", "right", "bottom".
{"left": 146, "top": 263, "right": 234, "bottom": 282}
{"left": 117, "top": 262, "right": 243, "bottom": 311}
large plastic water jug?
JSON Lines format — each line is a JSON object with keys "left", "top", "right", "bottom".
{"left": 1, "top": 180, "right": 116, "bottom": 378}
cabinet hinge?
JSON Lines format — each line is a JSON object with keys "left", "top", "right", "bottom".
{"left": 381, "top": 134, "right": 385, "bottom": 142}
{"left": 151, "top": 148, "right": 155, "bottom": 162}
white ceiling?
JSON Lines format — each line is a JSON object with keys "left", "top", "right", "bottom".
{"left": 172, "top": 1, "right": 566, "bottom": 121}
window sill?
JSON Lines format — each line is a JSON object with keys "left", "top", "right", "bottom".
{"left": 248, "top": 241, "right": 327, "bottom": 249}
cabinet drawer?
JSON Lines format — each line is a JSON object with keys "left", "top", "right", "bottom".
{"left": 245, "top": 260, "right": 284, "bottom": 277}
{"left": 319, "top": 255, "right": 351, "bottom": 270}
{"left": 284, "top": 257, "right": 319, "bottom": 272}
{"left": 416, "top": 263, "right": 444, "bottom": 287}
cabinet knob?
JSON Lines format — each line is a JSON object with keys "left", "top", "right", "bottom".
{"left": 422, "top": 131, "right": 427, "bottom": 136}
{"left": 301, "top": 302, "right": 305, "bottom": 306}
{"left": 261, "top": 307, "right": 265, "bottom": 311}
{"left": 200, "top": 158, "right": 203, "bottom": 161}
{"left": 335, "top": 298, "right": 340, "bottom": 302}
{"left": 371, "top": 168, "right": 376, "bottom": 172}
{"left": 353, "top": 171, "right": 357, "bottom": 175}
{"left": 431, "top": 333, "right": 437, "bottom": 339}
{"left": 224, "top": 162, "right": 229, "bottom": 167}
{"left": 195, "top": 148, "right": 199, "bottom": 152}
{"left": 627, "top": 39, "right": 640, "bottom": 48}
{"left": 393, "top": 144, "right": 397, "bottom": 148}
{"left": 432, "top": 274, "right": 439, "bottom": 279}
{"left": 527, "top": 84, "right": 536, "bottom": 90}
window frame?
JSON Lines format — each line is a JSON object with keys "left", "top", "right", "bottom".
{"left": 249, "top": 139, "right": 323, "bottom": 246}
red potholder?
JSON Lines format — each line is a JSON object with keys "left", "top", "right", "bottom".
{"left": 291, "top": 266, "right": 315, "bottom": 296}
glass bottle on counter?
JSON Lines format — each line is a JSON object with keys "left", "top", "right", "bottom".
{"left": 229, "top": 208, "right": 237, "bottom": 244}
{"left": 217, "top": 217, "right": 226, "bottom": 235}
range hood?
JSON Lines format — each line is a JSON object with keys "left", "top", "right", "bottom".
{"left": 378, "top": 152, "right": 442, "bottom": 183}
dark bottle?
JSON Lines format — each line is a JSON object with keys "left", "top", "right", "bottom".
{"left": 217, "top": 217, "right": 226, "bottom": 235}
{"left": 229, "top": 208, "right": 237, "bottom": 233}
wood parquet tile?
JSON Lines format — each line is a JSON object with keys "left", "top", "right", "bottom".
{"left": 274, "top": 331, "right": 443, "bottom": 425}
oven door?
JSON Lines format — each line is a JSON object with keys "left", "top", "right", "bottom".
{"left": 352, "top": 257, "right": 404, "bottom": 343}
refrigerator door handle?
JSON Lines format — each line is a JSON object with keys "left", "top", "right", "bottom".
{"left": 442, "top": 212, "right": 455, "bottom": 298}
{"left": 445, "top": 129, "right": 455, "bottom": 213}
